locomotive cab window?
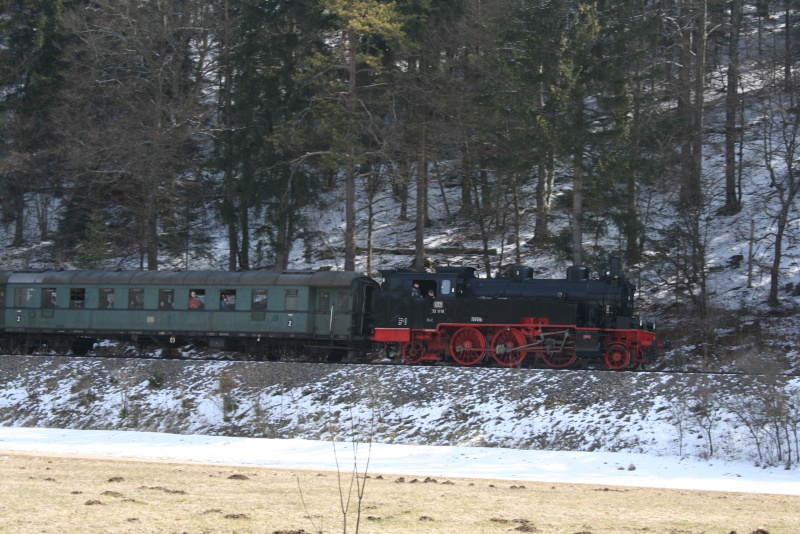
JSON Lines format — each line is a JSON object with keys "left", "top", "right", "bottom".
{"left": 99, "top": 288, "right": 115, "bottom": 308}
{"left": 220, "top": 289, "right": 236, "bottom": 310}
{"left": 128, "top": 288, "right": 144, "bottom": 309}
{"left": 158, "top": 289, "right": 174, "bottom": 309}
{"left": 411, "top": 280, "right": 437, "bottom": 298}
{"left": 252, "top": 289, "right": 268, "bottom": 310}
{"left": 69, "top": 288, "right": 86, "bottom": 309}
{"left": 440, "top": 280, "right": 452, "bottom": 296}
{"left": 189, "top": 289, "right": 205, "bottom": 310}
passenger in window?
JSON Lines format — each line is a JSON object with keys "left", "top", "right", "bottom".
{"left": 220, "top": 294, "right": 230, "bottom": 310}
{"left": 189, "top": 291, "right": 204, "bottom": 310}
{"left": 427, "top": 289, "right": 435, "bottom": 298}
{"left": 411, "top": 282, "right": 422, "bottom": 298}
{"left": 159, "top": 300, "right": 173, "bottom": 310}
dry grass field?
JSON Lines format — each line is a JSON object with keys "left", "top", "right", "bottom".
{"left": 1, "top": 451, "right": 798, "bottom": 534}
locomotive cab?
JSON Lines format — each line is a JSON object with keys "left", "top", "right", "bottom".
{"left": 372, "top": 268, "right": 473, "bottom": 338}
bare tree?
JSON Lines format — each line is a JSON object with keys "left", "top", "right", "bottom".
{"left": 668, "top": 395, "right": 693, "bottom": 457}
{"left": 673, "top": 0, "right": 709, "bottom": 209}
{"left": 754, "top": 85, "right": 800, "bottom": 306}
{"left": 722, "top": 0, "right": 744, "bottom": 215}
{"left": 725, "top": 385, "right": 769, "bottom": 464}
{"left": 688, "top": 387, "right": 722, "bottom": 459}
{"left": 57, "top": 0, "right": 213, "bottom": 269}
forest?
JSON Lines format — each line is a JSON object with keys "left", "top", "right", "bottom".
{"left": 1, "top": 0, "right": 799, "bottom": 318}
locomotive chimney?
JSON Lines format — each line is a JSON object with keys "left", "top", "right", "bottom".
{"left": 566, "top": 265, "right": 589, "bottom": 282}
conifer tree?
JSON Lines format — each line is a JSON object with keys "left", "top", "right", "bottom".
{"left": 0, "top": 0, "right": 66, "bottom": 246}
{"left": 307, "top": 0, "right": 406, "bottom": 271}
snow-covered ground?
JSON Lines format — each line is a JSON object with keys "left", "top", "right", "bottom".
{"left": 1, "top": 426, "right": 799, "bottom": 496}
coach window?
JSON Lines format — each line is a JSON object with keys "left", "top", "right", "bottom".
{"left": 158, "top": 289, "right": 174, "bottom": 310}
{"left": 336, "top": 291, "right": 349, "bottom": 312}
{"left": 99, "top": 288, "right": 115, "bottom": 309}
{"left": 0, "top": 288, "right": 5, "bottom": 307}
{"left": 70, "top": 288, "right": 86, "bottom": 309}
{"left": 15, "top": 287, "right": 34, "bottom": 307}
{"left": 220, "top": 289, "right": 236, "bottom": 310}
{"left": 285, "top": 289, "right": 298, "bottom": 311}
{"left": 128, "top": 288, "right": 144, "bottom": 309}
{"left": 41, "top": 288, "right": 57, "bottom": 308}
{"left": 318, "top": 291, "right": 331, "bottom": 312}
{"left": 189, "top": 289, "right": 205, "bottom": 310}
{"left": 252, "top": 289, "right": 268, "bottom": 310}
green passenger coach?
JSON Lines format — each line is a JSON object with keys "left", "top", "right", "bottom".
{"left": 0, "top": 269, "right": 378, "bottom": 360}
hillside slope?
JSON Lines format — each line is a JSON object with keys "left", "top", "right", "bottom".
{"left": 1, "top": 355, "right": 798, "bottom": 467}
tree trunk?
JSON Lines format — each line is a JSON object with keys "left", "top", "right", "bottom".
{"left": 414, "top": 118, "right": 427, "bottom": 270}
{"left": 572, "top": 146, "right": 584, "bottom": 267}
{"left": 239, "top": 203, "right": 250, "bottom": 270}
{"left": 769, "top": 204, "right": 790, "bottom": 306}
{"left": 145, "top": 177, "right": 159, "bottom": 270}
{"left": 12, "top": 189, "right": 25, "bottom": 246}
{"left": 343, "top": 28, "right": 357, "bottom": 272}
{"left": 275, "top": 211, "right": 290, "bottom": 270}
{"left": 678, "top": 2, "right": 695, "bottom": 207}
{"left": 222, "top": 0, "right": 238, "bottom": 271}
{"left": 690, "top": 0, "right": 706, "bottom": 207}
{"left": 533, "top": 152, "right": 554, "bottom": 242}
{"left": 784, "top": 1, "right": 793, "bottom": 92}
{"left": 723, "top": 0, "right": 743, "bottom": 214}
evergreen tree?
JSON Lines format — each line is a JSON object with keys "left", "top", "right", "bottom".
{"left": 0, "top": 0, "right": 67, "bottom": 247}
{"left": 75, "top": 208, "right": 109, "bottom": 269}
{"left": 304, "top": 0, "right": 407, "bottom": 271}
{"left": 209, "top": 0, "right": 329, "bottom": 270}
{"left": 55, "top": 0, "right": 210, "bottom": 269}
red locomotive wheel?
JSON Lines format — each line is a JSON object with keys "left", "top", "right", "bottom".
{"left": 491, "top": 328, "right": 528, "bottom": 367}
{"left": 541, "top": 349, "right": 577, "bottom": 369}
{"left": 401, "top": 341, "right": 426, "bottom": 365}
{"left": 604, "top": 343, "right": 631, "bottom": 370}
{"left": 449, "top": 327, "right": 486, "bottom": 366}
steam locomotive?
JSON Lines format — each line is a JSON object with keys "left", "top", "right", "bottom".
{"left": 0, "top": 258, "right": 656, "bottom": 369}
{"left": 372, "top": 258, "right": 656, "bottom": 370}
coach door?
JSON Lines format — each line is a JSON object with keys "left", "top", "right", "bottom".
{"left": 330, "top": 290, "right": 352, "bottom": 338}
{"left": 314, "top": 288, "right": 353, "bottom": 339}
{"left": 314, "top": 289, "right": 334, "bottom": 337}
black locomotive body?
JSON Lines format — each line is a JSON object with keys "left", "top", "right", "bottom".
{"left": 371, "top": 260, "right": 656, "bottom": 370}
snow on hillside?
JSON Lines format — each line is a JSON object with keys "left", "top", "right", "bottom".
{"left": 0, "top": 356, "right": 798, "bottom": 467}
